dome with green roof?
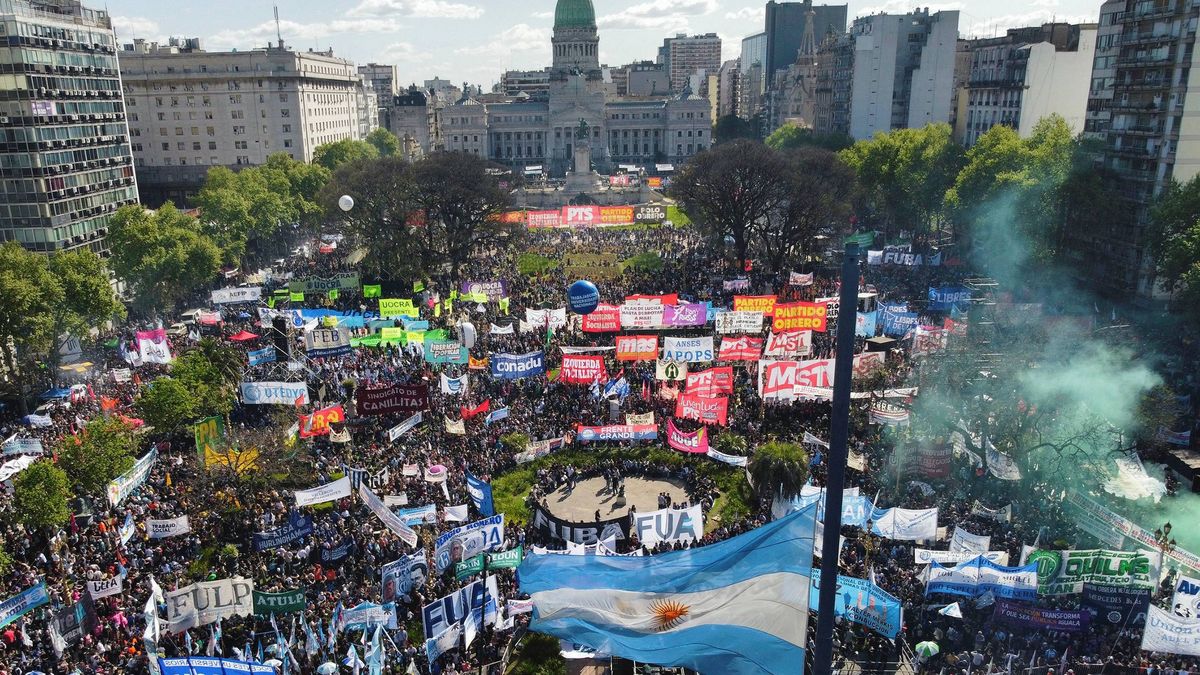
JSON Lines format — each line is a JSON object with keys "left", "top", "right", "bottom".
{"left": 554, "top": 0, "right": 597, "bottom": 29}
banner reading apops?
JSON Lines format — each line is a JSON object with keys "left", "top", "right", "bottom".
{"left": 773, "top": 302, "right": 828, "bottom": 332}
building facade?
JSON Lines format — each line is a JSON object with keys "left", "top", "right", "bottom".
{"left": 658, "top": 33, "right": 721, "bottom": 93}
{"left": 499, "top": 69, "right": 551, "bottom": 97}
{"left": 764, "top": 1, "right": 847, "bottom": 84}
{"left": 357, "top": 63, "right": 395, "bottom": 100}
{"left": 120, "top": 38, "right": 373, "bottom": 205}
{"left": 958, "top": 23, "right": 1098, "bottom": 147}
{"left": 0, "top": 0, "right": 137, "bottom": 253}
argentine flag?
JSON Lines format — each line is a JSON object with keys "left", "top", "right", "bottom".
{"left": 518, "top": 504, "right": 817, "bottom": 674}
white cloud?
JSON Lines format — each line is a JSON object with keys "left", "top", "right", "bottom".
{"left": 348, "top": 0, "right": 483, "bottom": 19}
{"left": 379, "top": 42, "right": 431, "bottom": 64}
{"left": 208, "top": 18, "right": 405, "bottom": 50}
{"left": 960, "top": 9, "right": 1095, "bottom": 39}
{"left": 598, "top": 0, "right": 717, "bottom": 30}
{"left": 724, "top": 6, "right": 764, "bottom": 22}
{"left": 112, "top": 15, "right": 160, "bottom": 39}
{"left": 530, "top": 10, "right": 554, "bottom": 20}
{"left": 856, "top": 0, "right": 964, "bottom": 16}
{"left": 455, "top": 23, "right": 550, "bottom": 59}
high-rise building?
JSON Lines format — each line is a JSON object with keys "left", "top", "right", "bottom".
{"left": 658, "top": 33, "right": 721, "bottom": 93}
{"left": 741, "top": 32, "right": 767, "bottom": 75}
{"left": 718, "top": 59, "right": 742, "bottom": 118}
{"left": 764, "top": 1, "right": 847, "bottom": 84}
{"left": 815, "top": 9, "right": 959, "bottom": 140}
{"left": 499, "top": 69, "right": 551, "bottom": 97}
{"left": 358, "top": 63, "right": 396, "bottom": 100}
{"left": 120, "top": 38, "right": 373, "bottom": 205}
{"left": 767, "top": 5, "right": 821, "bottom": 131}
{"left": 1071, "top": 0, "right": 1200, "bottom": 298}
{"left": 624, "top": 61, "right": 668, "bottom": 96}
{"left": 0, "top": 0, "right": 137, "bottom": 253}
{"left": 958, "top": 23, "right": 1098, "bottom": 147}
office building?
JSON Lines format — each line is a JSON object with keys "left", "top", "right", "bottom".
{"left": 718, "top": 59, "right": 741, "bottom": 118}
{"left": 120, "top": 37, "right": 373, "bottom": 205}
{"left": 499, "top": 69, "right": 551, "bottom": 97}
{"left": 764, "top": 0, "right": 847, "bottom": 83}
{"left": 0, "top": 0, "right": 138, "bottom": 253}
{"left": 625, "top": 61, "right": 668, "bottom": 96}
{"left": 357, "top": 63, "right": 396, "bottom": 100}
{"left": 959, "top": 23, "right": 1098, "bottom": 147}
{"left": 658, "top": 33, "right": 721, "bottom": 93}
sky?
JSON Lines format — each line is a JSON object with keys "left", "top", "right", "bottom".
{"left": 108, "top": 0, "right": 1103, "bottom": 89}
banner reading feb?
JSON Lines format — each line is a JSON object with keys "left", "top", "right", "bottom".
{"left": 773, "top": 302, "right": 828, "bottom": 332}
{"left": 733, "top": 295, "right": 777, "bottom": 317}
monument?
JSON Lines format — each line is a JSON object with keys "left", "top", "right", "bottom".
{"left": 563, "top": 117, "right": 604, "bottom": 195}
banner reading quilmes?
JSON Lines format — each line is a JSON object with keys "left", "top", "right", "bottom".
{"left": 1027, "top": 548, "right": 1158, "bottom": 595}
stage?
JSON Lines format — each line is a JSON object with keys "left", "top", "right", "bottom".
{"left": 545, "top": 476, "right": 689, "bottom": 521}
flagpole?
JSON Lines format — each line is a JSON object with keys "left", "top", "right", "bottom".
{"left": 813, "top": 243, "right": 860, "bottom": 675}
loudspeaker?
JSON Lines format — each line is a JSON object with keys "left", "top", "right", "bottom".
{"left": 272, "top": 316, "right": 293, "bottom": 361}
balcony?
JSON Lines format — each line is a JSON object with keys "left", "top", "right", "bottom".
{"left": 1120, "top": 32, "right": 1178, "bottom": 46}
{"left": 1113, "top": 78, "right": 1171, "bottom": 90}
{"left": 1111, "top": 124, "right": 1164, "bottom": 136}
{"left": 1109, "top": 100, "right": 1164, "bottom": 112}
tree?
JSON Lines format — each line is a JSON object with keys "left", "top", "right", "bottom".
{"left": 319, "top": 155, "right": 423, "bottom": 280}
{"left": 47, "top": 249, "right": 125, "bottom": 370}
{"left": 840, "top": 124, "right": 963, "bottom": 240}
{"left": 944, "top": 116, "right": 1075, "bottom": 265}
{"left": 135, "top": 376, "right": 198, "bottom": 434}
{"left": 57, "top": 417, "right": 136, "bottom": 496}
{"left": 0, "top": 242, "right": 65, "bottom": 379}
{"left": 13, "top": 461, "right": 71, "bottom": 529}
{"left": 0, "top": 543, "right": 11, "bottom": 576}
{"left": 107, "top": 203, "right": 222, "bottom": 317}
{"left": 178, "top": 338, "right": 244, "bottom": 388}
{"left": 313, "top": 139, "right": 380, "bottom": 171}
{"left": 411, "top": 151, "right": 519, "bottom": 281}
{"left": 747, "top": 441, "right": 809, "bottom": 499}
{"left": 714, "top": 114, "right": 760, "bottom": 144}
{"left": 1149, "top": 175, "right": 1200, "bottom": 316}
{"left": 766, "top": 123, "right": 853, "bottom": 152}
{"left": 671, "top": 140, "right": 792, "bottom": 266}
{"left": 366, "top": 128, "right": 402, "bottom": 157}
{"left": 755, "top": 147, "right": 857, "bottom": 275}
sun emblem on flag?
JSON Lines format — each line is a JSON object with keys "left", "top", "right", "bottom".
{"left": 649, "top": 599, "right": 691, "bottom": 631}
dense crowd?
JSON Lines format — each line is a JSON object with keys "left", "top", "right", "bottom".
{"left": 0, "top": 223, "right": 1195, "bottom": 675}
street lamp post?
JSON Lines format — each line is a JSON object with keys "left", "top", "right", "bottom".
{"left": 1155, "top": 522, "right": 1177, "bottom": 593}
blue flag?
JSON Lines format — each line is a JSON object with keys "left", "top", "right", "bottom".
{"left": 466, "top": 472, "right": 495, "bottom": 517}
{"left": 518, "top": 504, "right": 817, "bottom": 675}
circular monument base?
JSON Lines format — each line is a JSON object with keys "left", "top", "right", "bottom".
{"left": 545, "top": 476, "right": 689, "bottom": 521}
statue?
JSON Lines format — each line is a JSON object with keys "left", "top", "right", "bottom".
{"left": 575, "top": 118, "right": 590, "bottom": 142}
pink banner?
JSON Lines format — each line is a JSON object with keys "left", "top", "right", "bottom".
{"left": 663, "top": 303, "right": 707, "bottom": 327}
{"left": 667, "top": 419, "right": 709, "bottom": 454}
{"left": 674, "top": 393, "right": 728, "bottom": 426}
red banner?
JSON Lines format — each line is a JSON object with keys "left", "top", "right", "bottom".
{"left": 496, "top": 211, "right": 526, "bottom": 224}
{"left": 582, "top": 306, "right": 621, "bottom": 333}
{"left": 625, "top": 293, "right": 679, "bottom": 306}
{"left": 685, "top": 366, "right": 734, "bottom": 397}
{"left": 300, "top": 404, "right": 345, "bottom": 438}
{"left": 599, "top": 206, "right": 635, "bottom": 224}
{"left": 773, "top": 302, "right": 829, "bottom": 332}
{"left": 646, "top": 177, "right": 663, "bottom": 188}
{"left": 562, "top": 205, "right": 601, "bottom": 226}
{"left": 733, "top": 295, "right": 777, "bottom": 317}
{"left": 615, "top": 335, "right": 658, "bottom": 361}
{"left": 763, "top": 330, "right": 812, "bottom": 357}
{"left": 560, "top": 355, "right": 607, "bottom": 383}
{"left": 667, "top": 419, "right": 709, "bottom": 454}
{"left": 461, "top": 399, "right": 491, "bottom": 419}
{"left": 675, "top": 393, "right": 728, "bottom": 426}
{"left": 527, "top": 210, "right": 561, "bottom": 228}
{"left": 718, "top": 335, "right": 762, "bottom": 361}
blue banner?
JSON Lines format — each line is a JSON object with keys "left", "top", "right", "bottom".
{"left": 251, "top": 512, "right": 314, "bottom": 552}
{"left": 466, "top": 472, "right": 495, "bottom": 517}
{"left": 809, "top": 569, "right": 903, "bottom": 639}
{"left": 401, "top": 317, "right": 430, "bottom": 330}
{"left": 159, "top": 657, "right": 275, "bottom": 674}
{"left": 247, "top": 347, "right": 276, "bottom": 367}
{"left": 485, "top": 407, "right": 510, "bottom": 425}
{"left": 882, "top": 311, "right": 920, "bottom": 337}
{"left": 928, "top": 286, "right": 972, "bottom": 311}
{"left": 490, "top": 351, "right": 545, "bottom": 380}
{"left": 926, "top": 557, "right": 1038, "bottom": 601}
{"left": 0, "top": 582, "right": 49, "bottom": 629}
{"left": 396, "top": 504, "right": 438, "bottom": 526}
{"left": 424, "top": 340, "right": 468, "bottom": 365}
{"left": 855, "top": 311, "right": 878, "bottom": 338}
{"left": 320, "top": 540, "right": 352, "bottom": 564}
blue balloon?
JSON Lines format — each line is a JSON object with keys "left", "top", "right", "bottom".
{"left": 567, "top": 280, "right": 600, "bottom": 315}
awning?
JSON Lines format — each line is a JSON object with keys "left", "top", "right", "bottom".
{"left": 229, "top": 331, "right": 260, "bottom": 342}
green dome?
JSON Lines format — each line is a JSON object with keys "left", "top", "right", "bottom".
{"left": 554, "top": 0, "right": 596, "bottom": 28}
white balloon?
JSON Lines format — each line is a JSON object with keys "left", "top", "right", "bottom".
{"left": 338, "top": 195, "right": 354, "bottom": 212}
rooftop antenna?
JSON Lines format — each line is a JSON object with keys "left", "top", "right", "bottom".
{"left": 274, "top": 5, "right": 284, "bottom": 49}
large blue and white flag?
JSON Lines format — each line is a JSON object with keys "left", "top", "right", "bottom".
{"left": 518, "top": 504, "right": 817, "bottom": 675}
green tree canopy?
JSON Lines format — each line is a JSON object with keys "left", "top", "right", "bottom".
{"left": 766, "top": 123, "right": 853, "bottom": 153}
{"left": 714, "top": 114, "right": 761, "bottom": 144}
{"left": 313, "top": 139, "right": 380, "bottom": 171}
{"left": 840, "top": 123, "right": 963, "bottom": 240}
{"left": 365, "top": 128, "right": 402, "bottom": 157}
{"left": 57, "top": 416, "right": 137, "bottom": 496}
{"left": 747, "top": 441, "right": 809, "bottom": 499}
{"left": 0, "top": 242, "right": 65, "bottom": 375}
{"left": 1149, "top": 174, "right": 1200, "bottom": 317}
{"left": 135, "top": 376, "right": 198, "bottom": 434}
{"left": 48, "top": 248, "right": 125, "bottom": 365}
{"left": 13, "top": 460, "right": 71, "bottom": 530}
{"left": 755, "top": 147, "right": 857, "bottom": 275}
{"left": 107, "top": 203, "right": 222, "bottom": 317}
{"left": 319, "top": 155, "right": 421, "bottom": 280}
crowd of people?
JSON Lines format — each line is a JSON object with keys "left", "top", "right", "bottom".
{"left": 0, "top": 221, "right": 1195, "bottom": 675}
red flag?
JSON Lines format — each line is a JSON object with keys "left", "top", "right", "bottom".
{"left": 461, "top": 400, "right": 491, "bottom": 419}
{"left": 100, "top": 397, "right": 119, "bottom": 412}
{"left": 294, "top": 394, "right": 305, "bottom": 408}
{"left": 642, "top": 379, "right": 650, "bottom": 402}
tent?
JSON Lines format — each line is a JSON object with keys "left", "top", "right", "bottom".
{"left": 229, "top": 331, "right": 259, "bottom": 342}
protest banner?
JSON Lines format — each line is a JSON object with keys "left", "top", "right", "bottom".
{"left": 715, "top": 311, "right": 764, "bottom": 334}
{"left": 667, "top": 420, "right": 709, "bottom": 454}
{"left": 662, "top": 336, "right": 714, "bottom": 362}
{"left": 763, "top": 330, "right": 812, "bottom": 357}
{"left": 294, "top": 476, "right": 351, "bottom": 507}
{"left": 615, "top": 335, "right": 658, "bottom": 361}
{"left": 632, "top": 505, "right": 703, "bottom": 546}
{"left": 733, "top": 295, "right": 777, "bottom": 316}
{"left": 718, "top": 335, "right": 763, "bottom": 361}
{"left": 674, "top": 393, "right": 728, "bottom": 426}
{"left": 165, "top": 577, "right": 254, "bottom": 633}
{"left": 240, "top": 382, "right": 309, "bottom": 406}
{"left": 773, "top": 302, "right": 828, "bottom": 332}
{"left": 252, "top": 589, "right": 306, "bottom": 615}
{"left": 560, "top": 355, "right": 606, "bottom": 384}
{"left": 992, "top": 600, "right": 1090, "bottom": 633}
{"left": 356, "top": 383, "right": 430, "bottom": 415}
{"left": 575, "top": 424, "right": 658, "bottom": 443}
{"left": 808, "top": 569, "right": 902, "bottom": 639}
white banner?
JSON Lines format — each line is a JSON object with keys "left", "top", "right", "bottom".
{"left": 662, "top": 336, "right": 714, "bottom": 362}
{"left": 619, "top": 302, "right": 665, "bottom": 329}
{"left": 949, "top": 527, "right": 991, "bottom": 553}
{"left": 87, "top": 576, "right": 123, "bottom": 600}
{"left": 387, "top": 412, "right": 423, "bottom": 442}
{"left": 625, "top": 412, "right": 654, "bottom": 425}
{"left": 445, "top": 417, "right": 466, "bottom": 435}
{"left": 294, "top": 476, "right": 351, "bottom": 507}
{"left": 655, "top": 359, "right": 688, "bottom": 381}
{"left": 211, "top": 286, "right": 263, "bottom": 304}
{"left": 914, "top": 549, "right": 1009, "bottom": 565}
{"left": 165, "top": 577, "right": 254, "bottom": 633}
{"left": 107, "top": 448, "right": 158, "bottom": 507}
{"left": 986, "top": 444, "right": 1022, "bottom": 480}
{"left": 631, "top": 505, "right": 703, "bottom": 546}
{"left": 359, "top": 482, "right": 418, "bottom": 547}
{"left": 240, "top": 381, "right": 309, "bottom": 406}
{"left": 489, "top": 323, "right": 514, "bottom": 335}
{"left": 444, "top": 504, "right": 469, "bottom": 522}
{"left": 714, "top": 311, "right": 764, "bottom": 334}
{"left": 147, "top": 516, "right": 191, "bottom": 539}
{"left": 763, "top": 330, "right": 812, "bottom": 357}
{"left": 871, "top": 507, "right": 938, "bottom": 541}
{"left": 304, "top": 326, "right": 351, "bottom": 356}
{"left": 138, "top": 336, "right": 172, "bottom": 365}
{"left": 1143, "top": 605, "right": 1200, "bottom": 656}
{"left": 1172, "top": 575, "right": 1200, "bottom": 619}
{"left": 440, "top": 374, "right": 469, "bottom": 395}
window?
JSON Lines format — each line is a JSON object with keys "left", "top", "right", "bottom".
{"left": 208, "top": 141, "right": 217, "bottom": 150}
{"left": 233, "top": 126, "right": 245, "bottom": 135}
{"left": 229, "top": 94, "right": 242, "bottom": 104}
{"left": 158, "top": 128, "right": 167, "bottom": 136}
{"left": 231, "top": 110, "right": 244, "bottom": 119}
{"left": 192, "top": 142, "right": 201, "bottom": 150}
{"left": 161, "top": 142, "right": 169, "bottom": 151}
{"left": 130, "top": 113, "right": 139, "bottom": 122}
{"left": 176, "top": 142, "right": 185, "bottom": 150}
{"left": 279, "top": 93, "right": 288, "bottom": 102}
{"left": 235, "top": 140, "right": 248, "bottom": 149}
{"left": 155, "top": 97, "right": 163, "bottom": 106}
{"left": 211, "top": 156, "right": 219, "bottom": 164}
{"left": 236, "top": 155, "right": 249, "bottom": 164}
{"left": 283, "top": 139, "right": 292, "bottom": 148}
{"left": 156, "top": 112, "right": 165, "bottom": 121}
{"left": 190, "top": 127, "right": 199, "bottom": 135}
{"left": 204, "top": 111, "right": 214, "bottom": 120}
{"left": 175, "top": 127, "right": 184, "bottom": 136}
{"left": 172, "top": 112, "right": 182, "bottom": 121}
{"left": 281, "top": 109, "right": 290, "bottom": 118}
{"left": 206, "top": 127, "right": 215, "bottom": 136}
{"left": 282, "top": 124, "right": 291, "bottom": 133}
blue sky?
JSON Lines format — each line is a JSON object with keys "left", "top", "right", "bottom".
{"left": 109, "top": 0, "right": 1103, "bottom": 89}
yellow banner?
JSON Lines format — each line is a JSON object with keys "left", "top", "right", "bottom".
{"left": 379, "top": 298, "right": 419, "bottom": 318}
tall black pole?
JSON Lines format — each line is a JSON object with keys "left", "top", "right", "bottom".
{"left": 812, "top": 243, "right": 861, "bottom": 675}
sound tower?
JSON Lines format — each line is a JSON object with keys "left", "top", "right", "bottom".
{"left": 271, "top": 316, "right": 293, "bottom": 362}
